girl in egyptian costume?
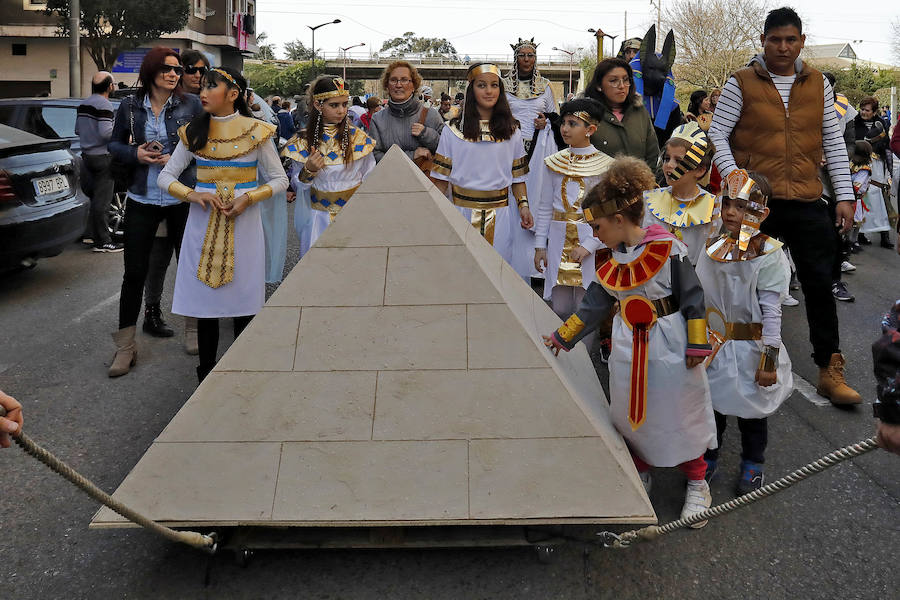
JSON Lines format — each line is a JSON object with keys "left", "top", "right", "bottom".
{"left": 158, "top": 67, "right": 289, "bottom": 382}
{"left": 503, "top": 37, "right": 559, "bottom": 279}
{"left": 431, "top": 63, "right": 533, "bottom": 257}
{"left": 544, "top": 157, "right": 716, "bottom": 526}
{"left": 281, "top": 76, "right": 376, "bottom": 256}
{"left": 533, "top": 99, "right": 613, "bottom": 344}
{"left": 695, "top": 170, "right": 792, "bottom": 494}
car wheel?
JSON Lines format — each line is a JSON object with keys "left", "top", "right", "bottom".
{"left": 108, "top": 191, "right": 126, "bottom": 240}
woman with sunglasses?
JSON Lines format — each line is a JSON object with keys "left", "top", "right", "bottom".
{"left": 180, "top": 49, "right": 210, "bottom": 95}
{"left": 107, "top": 47, "right": 203, "bottom": 377}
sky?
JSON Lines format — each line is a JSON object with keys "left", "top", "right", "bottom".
{"left": 256, "top": 0, "right": 898, "bottom": 66}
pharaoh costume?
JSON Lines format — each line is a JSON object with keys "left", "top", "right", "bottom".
{"left": 695, "top": 171, "right": 793, "bottom": 420}
{"left": 431, "top": 65, "right": 529, "bottom": 258}
{"left": 642, "top": 123, "right": 721, "bottom": 266}
{"left": 534, "top": 144, "right": 613, "bottom": 302}
{"left": 281, "top": 79, "right": 376, "bottom": 256}
{"left": 857, "top": 118, "right": 893, "bottom": 236}
{"left": 551, "top": 221, "right": 716, "bottom": 467}
{"left": 504, "top": 38, "right": 559, "bottom": 279}
{"left": 159, "top": 112, "right": 288, "bottom": 318}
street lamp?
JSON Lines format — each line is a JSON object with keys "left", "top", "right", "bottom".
{"left": 588, "top": 28, "right": 618, "bottom": 62}
{"left": 308, "top": 19, "right": 341, "bottom": 63}
{"left": 552, "top": 47, "right": 582, "bottom": 96}
{"left": 341, "top": 42, "right": 366, "bottom": 80}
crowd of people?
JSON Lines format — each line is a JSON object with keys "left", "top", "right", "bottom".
{"left": 4, "top": 7, "right": 899, "bottom": 529}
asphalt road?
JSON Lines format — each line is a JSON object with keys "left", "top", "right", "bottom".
{"left": 1, "top": 217, "right": 897, "bottom": 600}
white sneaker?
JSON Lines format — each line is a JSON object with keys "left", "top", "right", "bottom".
{"left": 840, "top": 260, "right": 856, "bottom": 272}
{"left": 782, "top": 294, "right": 800, "bottom": 307}
{"left": 681, "top": 479, "right": 712, "bottom": 529}
{"left": 639, "top": 471, "right": 652, "bottom": 494}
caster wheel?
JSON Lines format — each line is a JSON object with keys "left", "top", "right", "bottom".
{"left": 535, "top": 544, "right": 557, "bottom": 564}
{"left": 235, "top": 549, "right": 253, "bottom": 567}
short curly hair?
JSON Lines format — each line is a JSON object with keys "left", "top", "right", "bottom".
{"left": 859, "top": 95, "right": 879, "bottom": 111}
{"left": 380, "top": 60, "right": 423, "bottom": 93}
{"left": 583, "top": 156, "right": 656, "bottom": 224}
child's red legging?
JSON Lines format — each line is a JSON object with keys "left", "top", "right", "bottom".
{"left": 631, "top": 453, "right": 707, "bottom": 481}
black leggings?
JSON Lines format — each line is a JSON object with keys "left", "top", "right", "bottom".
{"left": 705, "top": 411, "right": 768, "bottom": 464}
{"left": 197, "top": 316, "right": 253, "bottom": 367}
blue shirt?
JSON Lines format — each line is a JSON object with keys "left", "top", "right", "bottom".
{"left": 129, "top": 94, "right": 180, "bottom": 206}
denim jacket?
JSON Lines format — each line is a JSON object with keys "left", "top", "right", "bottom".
{"left": 108, "top": 92, "right": 202, "bottom": 197}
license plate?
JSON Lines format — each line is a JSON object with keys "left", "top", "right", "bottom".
{"left": 32, "top": 174, "right": 69, "bottom": 197}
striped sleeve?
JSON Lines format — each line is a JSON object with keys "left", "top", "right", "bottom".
{"left": 821, "top": 77, "right": 854, "bottom": 203}
{"left": 708, "top": 76, "right": 743, "bottom": 178}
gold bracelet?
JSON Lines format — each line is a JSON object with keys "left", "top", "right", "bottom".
{"left": 299, "top": 167, "right": 317, "bottom": 184}
{"left": 758, "top": 345, "right": 779, "bottom": 373}
{"left": 517, "top": 196, "right": 529, "bottom": 208}
{"left": 167, "top": 181, "right": 194, "bottom": 202}
{"left": 246, "top": 184, "right": 274, "bottom": 205}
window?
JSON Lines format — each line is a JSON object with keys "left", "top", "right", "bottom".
{"left": 193, "top": 0, "right": 207, "bottom": 20}
{"left": 22, "top": 0, "right": 48, "bottom": 10}
{"left": 12, "top": 44, "right": 27, "bottom": 56}
{"left": 21, "top": 106, "right": 77, "bottom": 140}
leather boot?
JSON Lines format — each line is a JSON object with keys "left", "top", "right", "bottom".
{"left": 196, "top": 363, "right": 215, "bottom": 383}
{"left": 817, "top": 353, "right": 862, "bottom": 405}
{"left": 880, "top": 231, "right": 892, "bottom": 249}
{"left": 184, "top": 316, "right": 199, "bottom": 355}
{"left": 108, "top": 326, "right": 137, "bottom": 377}
{"left": 142, "top": 303, "right": 174, "bottom": 337}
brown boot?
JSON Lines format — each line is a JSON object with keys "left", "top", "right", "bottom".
{"left": 817, "top": 353, "right": 862, "bottom": 405}
{"left": 108, "top": 326, "right": 137, "bottom": 377}
{"left": 184, "top": 316, "right": 199, "bottom": 356}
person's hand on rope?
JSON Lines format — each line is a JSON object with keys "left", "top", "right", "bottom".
{"left": 0, "top": 389, "right": 23, "bottom": 448}
{"left": 875, "top": 420, "right": 900, "bottom": 455}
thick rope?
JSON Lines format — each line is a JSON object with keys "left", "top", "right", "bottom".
{"left": 599, "top": 437, "right": 880, "bottom": 548}
{"left": 3, "top": 407, "right": 216, "bottom": 552}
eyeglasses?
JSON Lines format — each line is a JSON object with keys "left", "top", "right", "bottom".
{"left": 183, "top": 65, "right": 207, "bottom": 75}
{"left": 159, "top": 65, "right": 184, "bottom": 76}
{"left": 388, "top": 78, "right": 412, "bottom": 86}
{"left": 605, "top": 78, "right": 631, "bottom": 88}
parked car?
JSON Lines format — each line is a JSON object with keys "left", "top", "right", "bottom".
{"left": 0, "top": 124, "right": 89, "bottom": 272}
{"left": 0, "top": 97, "right": 127, "bottom": 239}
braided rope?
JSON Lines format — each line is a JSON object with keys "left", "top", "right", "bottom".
{"left": 6, "top": 421, "right": 216, "bottom": 552}
{"left": 601, "top": 437, "right": 880, "bottom": 548}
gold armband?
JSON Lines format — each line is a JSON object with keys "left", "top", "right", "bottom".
{"left": 557, "top": 314, "right": 585, "bottom": 342}
{"left": 758, "top": 345, "right": 779, "bottom": 373}
{"left": 299, "top": 167, "right": 317, "bottom": 184}
{"left": 168, "top": 181, "right": 194, "bottom": 202}
{"left": 516, "top": 195, "right": 529, "bottom": 208}
{"left": 246, "top": 184, "right": 273, "bottom": 205}
{"left": 686, "top": 318, "right": 708, "bottom": 346}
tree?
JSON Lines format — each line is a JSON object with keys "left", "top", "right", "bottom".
{"left": 45, "top": 0, "right": 189, "bottom": 72}
{"left": 380, "top": 32, "right": 458, "bottom": 59}
{"left": 253, "top": 32, "right": 276, "bottom": 61}
{"left": 284, "top": 39, "right": 315, "bottom": 61}
{"left": 663, "top": 0, "right": 768, "bottom": 90}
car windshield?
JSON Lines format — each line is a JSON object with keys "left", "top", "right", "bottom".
{"left": 32, "top": 106, "right": 78, "bottom": 139}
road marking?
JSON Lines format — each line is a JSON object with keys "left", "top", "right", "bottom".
{"left": 73, "top": 292, "right": 119, "bottom": 324}
{"left": 792, "top": 372, "right": 832, "bottom": 407}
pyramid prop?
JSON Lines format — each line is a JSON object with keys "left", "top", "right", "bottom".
{"left": 91, "top": 146, "right": 655, "bottom": 530}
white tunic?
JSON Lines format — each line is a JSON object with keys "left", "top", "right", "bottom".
{"left": 506, "top": 84, "right": 557, "bottom": 144}
{"left": 695, "top": 241, "right": 794, "bottom": 418}
{"left": 859, "top": 157, "right": 890, "bottom": 234}
{"left": 642, "top": 185, "right": 721, "bottom": 266}
{"left": 431, "top": 126, "right": 528, "bottom": 263}
{"left": 158, "top": 113, "right": 289, "bottom": 318}
{"left": 290, "top": 151, "right": 376, "bottom": 256}
{"left": 606, "top": 240, "right": 716, "bottom": 466}
{"left": 533, "top": 145, "right": 609, "bottom": 300}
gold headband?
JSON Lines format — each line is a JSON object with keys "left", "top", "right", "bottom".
{"left": 313, "top": 77, "right": 348, "bottom": 101}
{"left": 583, "top": 194, "right": 641, "bottom": 219}
{"left": 571, "top": 111, "right": 598, "bottom": 125}
{"left": 468, "top": 64, "right": 502, "bottom": 82}
{"left": 583, "top": 207, "right": 596, "bottom": 221}
{"left": 211, "top": 68, "right": 239, "bottom": 89}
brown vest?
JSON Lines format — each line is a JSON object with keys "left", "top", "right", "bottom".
{"left": 729, "top": 61, "right": 824, "bottom": 201}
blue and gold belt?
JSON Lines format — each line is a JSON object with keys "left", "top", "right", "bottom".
{"left": 311, "top": 184, "right": 361, "bottom": 222}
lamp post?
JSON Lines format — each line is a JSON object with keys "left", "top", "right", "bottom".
{"left": 308, "top": 18, "right": 341, "bottom": 65}
{"left": 340, "top": 42, "right": 365, "bottom": 80}
{"left": 588, "top": 28, "right": 619, "bottom": 61}
{"left": 552, "top": 47, "right": 582, "bottom": 96}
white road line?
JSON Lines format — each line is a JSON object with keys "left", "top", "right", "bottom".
{"left": 792, "top": 372, "right": 832, "bottom": 407}
{"left": 73, "top": 292, "right": 119, "bottom": 324}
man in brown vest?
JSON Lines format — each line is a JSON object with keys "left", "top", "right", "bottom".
{"left": 709, "top": 7, "right": 861, "bottom": 405}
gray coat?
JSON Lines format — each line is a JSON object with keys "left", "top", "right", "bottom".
{"left": 370, "top": 96, "right": 443, "bottom": 162}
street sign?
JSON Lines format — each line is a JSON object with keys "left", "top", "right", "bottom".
{"left": 112, "top": 48, "right": 180, "bottom": 74}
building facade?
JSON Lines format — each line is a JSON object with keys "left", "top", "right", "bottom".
{"left": 0, "top": 0, "right": 257, "bottom": 98}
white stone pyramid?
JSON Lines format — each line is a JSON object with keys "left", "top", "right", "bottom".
{"left": 91, "top": 146, "right": 655, "bottom": 529}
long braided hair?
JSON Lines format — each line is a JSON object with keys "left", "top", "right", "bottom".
{"left": 508, "top": 40, "right": 541, "bottom": 97}
{"left": 305, "top": 75, "right": 354, "bottom": 165}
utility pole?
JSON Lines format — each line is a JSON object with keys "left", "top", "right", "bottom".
{"left": 624, "top": 11, "right": 628, "bottom": 40}
{"left": 69, "top": 0, "right": 81, "bottom": 97}
{"left": 649, "top": 0, "right": 661, "bottom": 51}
